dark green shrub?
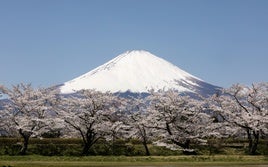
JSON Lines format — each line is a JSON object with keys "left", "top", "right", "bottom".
{"left": 4, "top": 144, "right": 21, "bottom": 155}
{"left": 258, "top": 140, "right": 268, "bottom": 155}
{"left": 33, "top": 144, "right": 63, "bottom": 156}
{"left": 0, "top": 137, "right": 267, "bottom": 156}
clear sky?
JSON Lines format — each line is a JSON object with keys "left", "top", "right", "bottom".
{"left": 0, "top": 0, "right": 267, "bottom": 88}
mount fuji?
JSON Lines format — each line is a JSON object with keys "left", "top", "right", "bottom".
{"left": 60, "top": 50, "right": 221, "bottom": 97}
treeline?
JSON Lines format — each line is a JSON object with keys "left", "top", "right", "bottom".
{"left": 0, "top": 83, "right": 267, "bottom": 156}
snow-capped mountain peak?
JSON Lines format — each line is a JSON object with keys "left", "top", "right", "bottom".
{"left": 60, "top": 50, "right": 220, "bottom": 96}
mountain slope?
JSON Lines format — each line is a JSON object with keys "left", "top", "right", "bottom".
{"left": 60, "top": 50, "right": 221, "bottom": 96}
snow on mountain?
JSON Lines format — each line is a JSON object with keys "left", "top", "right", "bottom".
{"left": 60, "top": 50, "right": 221, "bottom": 96}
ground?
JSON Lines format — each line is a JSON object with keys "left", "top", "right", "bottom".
{"left": 0, "top": 155, "right": 267, "bottom": 167}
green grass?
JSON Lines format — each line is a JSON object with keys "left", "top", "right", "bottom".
{"left": 0, "top": 155, "right": 268, "bottom": 167}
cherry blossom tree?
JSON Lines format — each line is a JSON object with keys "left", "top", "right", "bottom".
{"left": 0, "top": 86, "right": 8, "bottom": 136}
{"left": 209, "top": 83, "right": 268, "bottom": 155}
{"left": 57, "top": 89, "right": 119, "bottom": 155}
{"left": 0, "top": 84, "right": 60, "bottom": 155}
{"left": 0, "top": 107, "right": 13, "bottom": 137}
{"left": 147, "top": 89, "right": 214, "bottom": 154}
{"left": 102, "top": 120, "right": 130, "bottom": 155}
{"left": 122, "top": 96, "right": 156, "bottom": 156}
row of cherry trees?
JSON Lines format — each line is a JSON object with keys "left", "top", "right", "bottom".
{"left": 0, "top": 83, "right": 267, "bottom": 155}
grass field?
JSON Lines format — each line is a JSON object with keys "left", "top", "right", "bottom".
{"left": 0, "top": 155, "right": 268, "bottom": 167}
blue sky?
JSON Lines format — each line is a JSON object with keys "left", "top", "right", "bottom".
{"left": 0, "top": 0, "right": 267, "bottom": 88}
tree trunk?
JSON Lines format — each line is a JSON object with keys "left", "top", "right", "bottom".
{"left": 140, "top": 127, "right": 150, "bottom": 156}
{"left": 250, "top": 131, "right": 259, "bottom": 155}
{"left": 247, "top": 129, "right": 259, "bottom": 155}
{"left": 247, "top": 129, "right": 252, "bottom": 154}
{"left": 142, "top": 141, "right": 150, "bottom": 156}
{"left": 183, "top": 139, "right": 190, "bottom": 149}
{"left": 81, "top": 131, "right": 99, "bottom": 155}
{"left": 20, "top": 137, "right": 29, "bottom": 155}
{"left": 19, "top": 129, "right": 31, "bottom": 155}
{"left": 82, "top": 143, "right": 91, "bottom": 155}
{"left": 165, "top": 123, "right": 196, "bottom": 155}
{"left": 182, "top": 139, "right": 196, "bottom": 155}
